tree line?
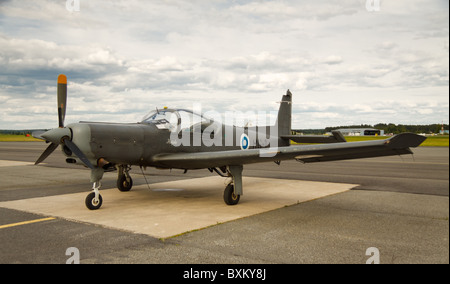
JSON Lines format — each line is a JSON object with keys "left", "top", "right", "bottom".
{"left": 293, "top": 123, "right": 448, "bottom": 135}
{"left": 0, "top": 129, "right": 47, "bottom": 135}
{"left": 324, "top": 124, "right": 448, "bottom": 135}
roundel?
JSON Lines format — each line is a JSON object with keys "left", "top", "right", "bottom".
{"left": 240, "top": 133, "right": 250, "bottom": 150}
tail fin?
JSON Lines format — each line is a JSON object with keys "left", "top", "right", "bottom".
{"left": 276, "top": 89, "right": 292, "bottom": 137}
{"left": 274, "top": 90, "right": 292, "bottom": 147}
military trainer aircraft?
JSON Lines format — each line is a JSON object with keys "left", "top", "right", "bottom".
{"left": 34, "top": 74, "right": 426, "bottom": 210}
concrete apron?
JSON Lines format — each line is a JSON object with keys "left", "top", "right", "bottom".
{"left": 0, "top": 176, "right": 355, "bottom": 238}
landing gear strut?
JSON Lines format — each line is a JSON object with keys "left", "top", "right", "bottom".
{"left": 117, "top": 165, "right": 133, "bottom": 192}
{"left": 85, "top": 167, "right": 104, "bottom": 210}
{"left": 85, "top": 181, "right": 103, "bottom": 210}
{"left": 223, "top": 165, "right": 243, "bottom": 206}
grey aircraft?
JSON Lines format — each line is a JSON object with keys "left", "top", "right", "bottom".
{"left": 34, "top": 74, "right": 426, "bottom": 210}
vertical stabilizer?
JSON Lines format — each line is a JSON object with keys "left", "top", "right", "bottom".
{"left": 276, "top": 89, "right": 292, "bottom": 138}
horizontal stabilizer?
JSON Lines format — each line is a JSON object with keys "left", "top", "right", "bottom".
{"left": 386, "top": 132, "right": 426, "bottom": 149}
{"left": 282, "top": 131, "right": 346, "bottom": 144}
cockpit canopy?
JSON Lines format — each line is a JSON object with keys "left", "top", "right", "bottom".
{"left": 141, "top": 108, "right": 212, "bottom": 131}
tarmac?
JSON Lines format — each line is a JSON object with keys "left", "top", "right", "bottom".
{"left": 0, "top": 142, "right": 448, "bottom": 264}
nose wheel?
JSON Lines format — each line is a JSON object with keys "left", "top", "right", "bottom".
{"left": 85, "top": 192, "right": 103, "bottom": 210}
{"left": 85, "top": 181, "right": 103, "bottom": 210}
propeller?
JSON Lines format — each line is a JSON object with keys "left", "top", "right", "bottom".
{"left": 57, "top": 74, "right": 67, "bottom": 128}
{"left": 35, "top": 74, "right": 94, "bottom": 169}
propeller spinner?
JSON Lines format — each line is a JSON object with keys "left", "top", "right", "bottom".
{"left": 35, "top": 74, "right": 94, "bottom": 169}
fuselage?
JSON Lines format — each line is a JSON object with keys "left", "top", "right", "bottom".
{"left": 65, "top": 120, "right": 286, "bottom": 170}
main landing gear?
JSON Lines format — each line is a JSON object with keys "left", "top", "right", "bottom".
{"left": 117, "top": 165, "right": 133, "bottom": 192}
{"left": 85, "top": 164, "right": 134, "bottom": 210}
{"left": 223, "top": 183, "right": 240, "bottom": 205}
{"left": 85, "top": 164, "right": 243, "bottom": 209}
{"left": 224, "top": 165, "right": 243, "bottom": 205}
{"left": 211, "top": 165, "right": 244, "bottom": 206}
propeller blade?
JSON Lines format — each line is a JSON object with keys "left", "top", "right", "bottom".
{"left": 57, "top": 74, "right": 67, "bottom": 128}
{"left": 34, "top": 75, "right": 72, "bottom": 167}
{"left": 35, "top": 142, "right": 59, "bottom": 165}
{"left": 63, "top": 139, "right": 95, "bottom": 169}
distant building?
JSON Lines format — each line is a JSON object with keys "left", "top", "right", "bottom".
{"left": 439, "top": 123, "right": 449, "bottom": 135}
{"left": 335, "top": 128, "right": 384, "bottom": 136}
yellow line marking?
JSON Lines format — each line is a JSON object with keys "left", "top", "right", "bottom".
{"left": 0, "top": 217, "right": 56, "bottom": 229}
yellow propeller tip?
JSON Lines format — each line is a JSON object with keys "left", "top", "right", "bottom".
{"left": 58, "top": 74, "right": 67, "bottom": 84}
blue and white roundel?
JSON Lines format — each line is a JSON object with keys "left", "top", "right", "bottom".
{"left": 240, "top": 133, "right": 250, "bottom": 150}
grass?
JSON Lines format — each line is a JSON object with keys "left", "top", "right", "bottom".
{"left": 290, "top": 135, "right": 448, "bottom": 147}
{"left": 0, "top": 134, "right": 42, "bottom": 142}
{"left": 420, "top": 136, "right": 449, "bottom": 147}
{"left": 344, "top": 135, "right": 448, "bottom": 147}
{"left": 344, "top": 136, "right": 386, "bottom": 142}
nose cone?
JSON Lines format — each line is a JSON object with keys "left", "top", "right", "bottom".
{"left": 41, "top": 127, "right": 71, "bottom": 144}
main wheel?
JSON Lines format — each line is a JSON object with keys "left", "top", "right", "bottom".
{"left": 223, "top": 184, "right": 240, "bottom": 205}
{"left": 117, "top": 175, "right": 133, "bottom": 192}
{"left": 85, "top": 192, "right": 103, "bottom": 210}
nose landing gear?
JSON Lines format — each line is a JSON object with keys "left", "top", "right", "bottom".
{"left": 85, "top": 181, "right": 103, "bottom": 210}
{"left": 85, "top": 168, "right": 104, "bottom": 210}
{"left": 84, "top": 165, "right": 134, "bottom": 210}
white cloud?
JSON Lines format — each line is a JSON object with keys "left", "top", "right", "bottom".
{"left": 0, "top": 0, "right": 448, "bottom": 129}
{"left": 321, "top": 55, "right": 343, "bottom": 65}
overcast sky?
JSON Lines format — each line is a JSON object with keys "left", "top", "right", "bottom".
{"left": 0, "top": 0, "right": 448, "bottom": 129}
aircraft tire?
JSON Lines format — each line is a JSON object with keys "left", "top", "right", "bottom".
{"left": 85, "top": 192, "right": 103, "bottom": 210}
{"left": 117, "top": 175, "right": 133, "bottom": 192}
{"left": 224, "top": 184, "right": 240, "bottom": 205}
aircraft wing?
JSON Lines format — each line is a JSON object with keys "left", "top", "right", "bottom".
{"left": 152, "top": 133, "right": 426, "bottom": 169}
